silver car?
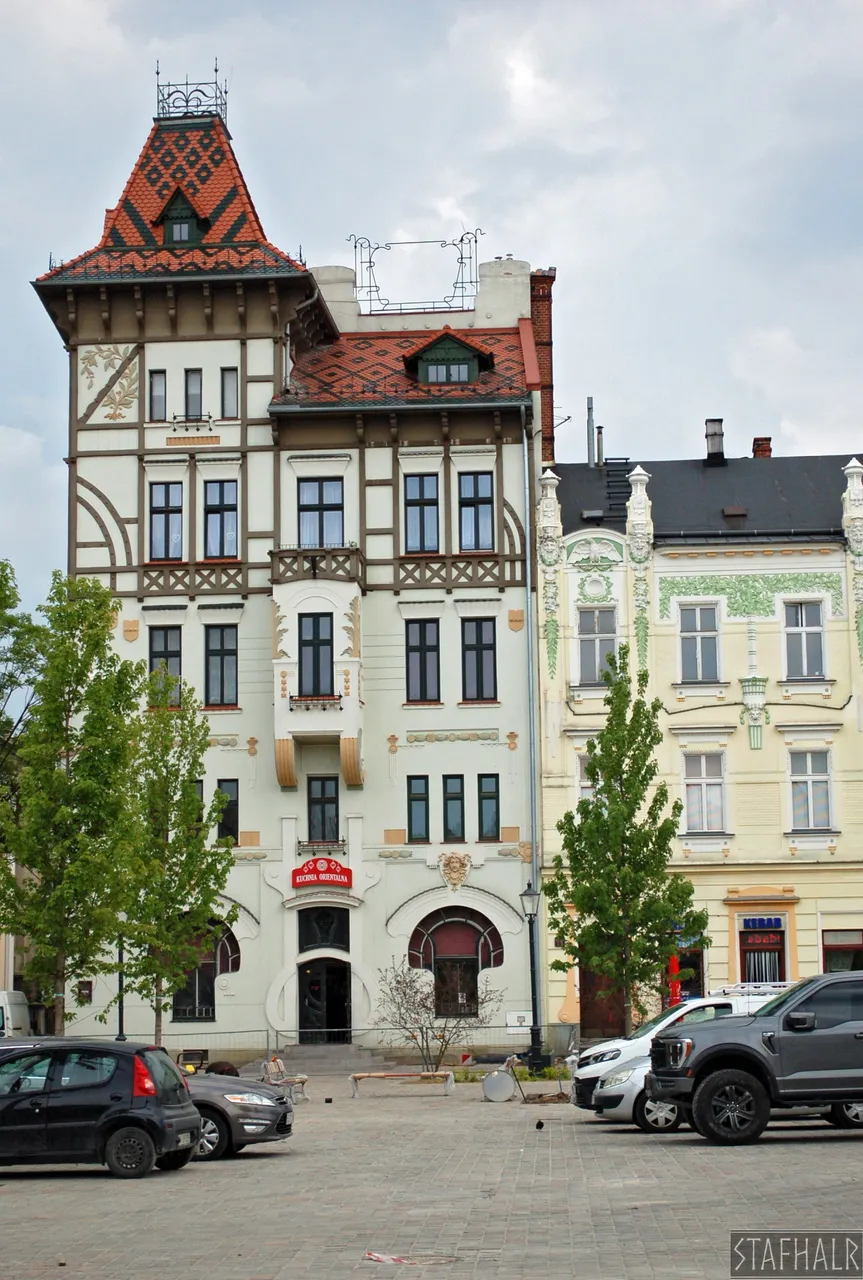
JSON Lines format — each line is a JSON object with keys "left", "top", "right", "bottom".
{"left": 187, "top": 1072, "right": 293, "bottom": 1161}
{"left": 592, "top": 1057, "right": 682, "bottom": 1133}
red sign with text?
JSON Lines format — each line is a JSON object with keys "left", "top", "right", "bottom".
{"left": 292, "top": 858, "right": 352, "bottom": 889}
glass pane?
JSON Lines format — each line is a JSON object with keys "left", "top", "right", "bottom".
{"left": 482, "top": 649, "right": 495, "bottom": 698}
{"left": 680, "top": 608, "right": 697, "bottom": 633}
{"left": 446, "top": 800, "right": 464, "bottom": 839}
{"left": 205, "top": 515, "right": 220, "bottom": 557}
{"left": 478, "top": 474, "right": 493, "bottom": 498}
{"left": 423, "top": 505, "right": 438, "bottom": 551}
{"left": 597, "top": 609, "right": 615, "bottom": 635}
{"left": 221, "top": 370, "right": 238, "bottom": 418}
{"left": 405, "top": 476, "right": 420, "bottom": 500}
{"left": 299, "top": 647, "right": 314, "bottom": 695}
{"left": 301, "top": 617, "right": 314, "bottom": 640}
{"left": 152, "top": 484, "right": 165, "bottom": 507}
{"left": 223, "top": 657, "right": 237, "bottom": 704}
{"left": 168, "top": 512, "right": 182, "bottom": 557}
{"left": 224, "top": 481, "right": 237, "bottom": 504}
{"left": 425, "top": 652, "right": 438, "bottom": 700}
{"left": 697, "top": 608, "right": 714, "bottom": 631}
{"left": 580, "top": 639, "right": 597, "bottom": 684}
{"left": 318, "top": 646, "right": 333, "bottom": 695}
{"left": 461, "top": 508, "right": 475, "bottom": 550}
{"left": 459, "top": 474, "right": 473, "bottom": 498}
{"left": 810, "top": 751, "right": 828, "bottom": 775}
{"left": 224, "top": 511, "right": 237, "bottom": 556}
{"left": 410, "top": 799, "right": 428, "bottom": 841}
{"left": 480, "top": 798, "right": 498, "bottom": 839}
{"left": 208, "top": 656, "right": 222, "bottom": 704}
{"left": 323, "top": 510, "right": 343, "bottom": 546}
{"left": 804, "top": 602, "right": 822, "bottom": 627}
{"left": 464, "top": 653, "right": 477, "bottom": 700}
{"left": 681, "top": 635, "right": 698, "bottom": 681}
{"left": 785, "top": 603, "right": 801, "bottom": 628}
{"left": 407, "top": 652, "right": 420, "bottom": 700}
{"left": 318, "top": 616, "right": 332, "bottom": 640}
{"left": 423, "top": 476, "right": 437, "bottom": 499}
{"left": 598, "top": 637, "right": 615, "bottom": 675}
{"left": 789, "top": 751, "right": 807, "bottom": 775}
{"left": 824, "top": 931, "right": 863, "bottom": 946}
{"left": 686, "top": 785, "right": 704, "bottom": 831}
{"left": 324, "top": 805, "right": 338, "bottom": 841}
{"left": 406, "top": 507, "right": 420, "bottom": 552}
{"left": 700, "top": 636, "right": 718, "bottom": 681}
{"left": 463, "top": 621, "right": 476, "bottom": 645}
{"left": 168, "top": 483, "right": 182, "bottom": 507}
{"left": 705, "top": 783, "right": 723, "bottom": 830}
{"left": 578, "top": 611, "right": 596, "bottom": 636}
{"left": 323, "top": 480, "right": 342, "bottom": 505}
{"left": 478, "top": 504, "right": 493, "bottom": 550}
{"left": 791, "top": 780, "right": 809, "bottom": 828}
{"left": 806, "top": 630, "right": 823, "bottom": 676}
{"left": 151, "top": 519, "right": 165, "bottom": 559}
{"left": 704, "top": 754, "right": 722, "bottom": 777}
{"left": 299, "top": 481, "right": 319, "bottom": 505}
{"left": 811, "top": 780, "right": 830, "bottom": 828}
{"left": 786, "top": 632, "right": 803, "bottom": 677}
{"left": 299, "top": 511, "right": 319, "bottom": 548}
{"left": 684, "top": 755, "right": 702, "bottom": 779}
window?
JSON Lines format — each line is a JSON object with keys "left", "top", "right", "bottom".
{"left": 427, "top": 362, "right": 470, "bottom": 383}
{"left": 172, "top": 923, "right": 241, "bottom": 1022}
{"left": 578, "top": 609, "right": 616, "bottom": 684}
{"left": 217, "top": 780, "right": 239, "bottom": 843}
{"left": 204, "top": 480, "right": 238, "bottom": 557}
{"left": 407, "top": 776, "right": 430, "bottom": 842}
{"left": 58, "top": 1052, "right": 117, "bottom": 1089}
{"left": 149, "top": 370, "right": 167, "bottom": 422}
{"left": 298, "top": 614, "right": 334, "bottom": 697}
{"left": 171, "top": 221, "right": 190, "bottom": 242}
{"left": 0, "top": 1053, "right": 52, "bottom": 1096}
{"left": 676, "top": 1002, "right": 732, "bottom": 1024}
{"left": 790, "top": 750, "right": 831, "bottom": 829}
{"left": 459, "top": 473, "right": 494, "bottom": 551}
{"left": 680, "top": 606, "right": 718, "bottom": 682}
{"left": 684, "top": 754, "right": 724, "bottom": 832}
{"left": 578, "top": 755, "right": 594, "bottom": 803}
{"left": 408, "top": 908, "right": 504, "bottom": 1018}
{"left": 308, "top": 777, "right": 339, "bottom": 842}
{"left": 478, "top": 774, "right": 500, "bottom": 841}
{"left": 221, "top": 368, "right": 239, "bottom": 419}
{"left": 404, "top": 474, "right": 439, "bottom": 553}
{"left": 785, "top": 602, "right": 824, "bottom": 677}
{"left": 741, "top": 926, "right": 786, "bottom": 982}
{"left": 299, "top": 906, "right": 349, "bottom": 953}
{"left": 823, "top": 930, "right": 863, "bottom": 973}
{"left": 405, "top": 620, "right": 440, "bottom": 702}
{"left": 184, "top": 368, "right": 203, "bottom": 420}
{"left": 443, "top": 776, "right": 465, "bottom": 842}
{"left": 462, "top": 618, "right": 497, "bottom": 701}
{"left": 298, "top": 479, "right": 344, "bottom": 549}
{"left": 794, "top": 980, "right": 863, "bottom": 1029}
{"left": 205, "top": 625, "right": 238, "bottom": 706}
{"left": 148, "top": 626, "right": 181, "bottom": 704}
{"left": 149, "top": 482, "right": 183, "bottom": 560}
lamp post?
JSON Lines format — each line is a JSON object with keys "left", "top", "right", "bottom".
{"left": 116, "top": 918, "right": 127, "bottom": 1042}
{"left": 519, "top": 881, "right": 543, "bottom": 1073}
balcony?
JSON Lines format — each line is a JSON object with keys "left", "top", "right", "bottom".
{"left": 398, "top": 553, "right": 525, "bottom": 590}
{"left": 270, "top": 546, "right": 366, "bottom": 590}
{"left": 296, "top": 838, "right": 347, "bottom": 858}
{"left": 274, "top": 656, "right": 363, "bottom": 788}
{"left": 142, "top": 561, "right": 243, "bottom": 595}
{"left": 289, "top": 692, "right": 342, "bottom": 712}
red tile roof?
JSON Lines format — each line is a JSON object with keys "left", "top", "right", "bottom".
{"left": 36, "top": 116, "right": 304, "bottom": 284}
{"left": 274, "top": 327, "right": 531, "bottom": 409}
{"left": 400, "top": 324, "right": 496, "bottom": 364}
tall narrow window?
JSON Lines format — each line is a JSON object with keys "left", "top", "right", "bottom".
{"left": 578, "top": 609, "right": 616, "bottom": 684}
{"left": 459, "top": 473, "right": 494, "bottom": 551}
{"left": 578, "top": 755, "right": 594, "bottom": 803}
{"left": 405, "top": 620, "right": 440, "bottom": 702}
{"left": 680, "top": 606, "right": 718, "bottom": 682}
{"left": 308, "top": 777, "right": 339, "bottom": 842}
{"left": 217, "top": 780, "right": 239, "bottom": 843}
{"left": 298, "top": 479, "right": 344, "bottom": 548}
{"left": 684, "top": 754, "right": 724, "bottom": 832}
{"left": 478, "top": 774, "right": 500, "bottom": 841}
{"left": 298, "top": 614, "right": 334, "bottom": 697}
{"left": 443, "top": 776, "right": 465, "bottom": 842}
{"left": 462, "top": 618, "right": 497, "bottom": 701}
{"left": 148, "top": 627, "right": 181, "bottom": 704}
{"left": 404, "top": 475, "right": 439, "bottom": 553}
{"left": 204, "top": 480, "right": 238, "bottom": 558}
{"left": 790, "top": 750, "right": 831, "bottom": 830}
{"left": 149, "top": 482, "right": 183, "bottom": 560}
{"left": 205, "top": 625, "right": 238, "bottom": 707}
{"left": 407, "top": 776, "right": 430, "bottom": 842}
{"left": 785, "top": 602, "right": 824, "bottom": 678}
{"left": 221, "top": 368, "right": 239, "bottom": 419}
{"left": 184, "top": 369, "right": 203, "bottom": 420}
{"left": 149, "top": 370, "right": 167, "bottom": 422}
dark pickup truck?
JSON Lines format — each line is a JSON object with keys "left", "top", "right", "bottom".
{"left": 647, "top": 971, "right": 863, "bottom": 1144}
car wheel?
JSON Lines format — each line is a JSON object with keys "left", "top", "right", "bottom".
{"left": 104, "top": 1126, "right": 157, "bottom": 1179}
{"left": 155, "top": 1148, "right": 195, "bottom": 1171}
{"left": 828, "top": 1102, "right": 863, "bottom": 1130}
{"left": 692, "top": 1069, "right": 770, "bottom": 1145}
{"left": 633, "top": 1090, "right": 682, "bottom": 1134}
{"left": 194, "top": 1110, "right": 231, "bottom": 1161}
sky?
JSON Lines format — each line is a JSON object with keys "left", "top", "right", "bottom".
{"left": 2, "top": 0, "right": 863, "bottom": 608}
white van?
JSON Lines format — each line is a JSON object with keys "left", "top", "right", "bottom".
{"left": 0, "top": 991, "right": 32, "bottom": 1038}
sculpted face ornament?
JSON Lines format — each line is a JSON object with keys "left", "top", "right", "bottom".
{"left": 439, "top": 851, "right": 471, "bottom": 891}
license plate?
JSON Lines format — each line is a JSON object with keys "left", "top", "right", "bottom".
{"left": 177, "top": 1132, "right": 191, "bottom": 1148}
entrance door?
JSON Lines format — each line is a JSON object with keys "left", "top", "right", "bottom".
{"left": 298, "top": 958, "right": 351, "bottom": 1044}
{"left": 579, "top": 969, "right": 625, "bottom": 1039}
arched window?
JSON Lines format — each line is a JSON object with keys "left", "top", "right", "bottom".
{"left": 298, "top": 906, "right": 350, "bottom": 953}
{"left": 172, "top": 922, "right": 241, "bottom": 1023}
{"left": 408, "top": 908, "right": 503, "bottom": 1018}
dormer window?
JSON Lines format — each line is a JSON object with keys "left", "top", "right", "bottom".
{"left": 171, "top": 221, "right": 191, "bottom": 243}
{"left": 427, "top": 362, "right": 470, "bottom": 383}
{"left": 403, "top": 327, "right": 493, "bottom": 387}
{"left": 156, "top": 189, "right": 207, "bottom": 247}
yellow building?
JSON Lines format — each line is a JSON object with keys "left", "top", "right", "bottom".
{"left": 538, "top": 423, "right": 863, "bottom": 1041}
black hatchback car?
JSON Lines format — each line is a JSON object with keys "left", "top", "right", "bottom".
{"left": 0, "top": 1038, "right": 201, "bottom": 1177}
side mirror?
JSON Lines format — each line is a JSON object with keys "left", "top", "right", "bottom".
{"left": 786, "top": 1011, "right": 816, "bottom": 1032}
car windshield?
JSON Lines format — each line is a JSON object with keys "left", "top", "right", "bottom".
{"left": 625, "top": 1004, "right": 685, "bottom": 1039}
{"left": 754, "top": 976, "right": 820, "bottom": 1017}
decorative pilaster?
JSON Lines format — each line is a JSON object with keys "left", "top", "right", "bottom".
{"left": 842, "top": 457, "right": 863, "bottom": 663}
{"left": 739, "top": 619, "right": 769, "bottom": 749}
{"left": 537, "top": 470, "right": 564, "bottom": 676}
{"left": 625, "top": 466, "right": 653, "bottom": 668}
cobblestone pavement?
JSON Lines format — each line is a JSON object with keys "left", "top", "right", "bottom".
{"left": 1, "top": 1076, "right": 862, "bottom": 1280}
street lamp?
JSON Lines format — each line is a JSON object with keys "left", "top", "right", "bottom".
{"left": 519, "top": 881, "right": 543, "bottom": 1073}
{"left": 116, "top": 914, "right": 127, "bottom": 1042}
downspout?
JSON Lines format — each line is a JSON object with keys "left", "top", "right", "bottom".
{"left": 521, "top": 407, "right": 540, "bottom": 904}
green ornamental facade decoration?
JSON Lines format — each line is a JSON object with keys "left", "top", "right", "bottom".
{"left": 658, "top": 572, "right": 844, "bottom": 620}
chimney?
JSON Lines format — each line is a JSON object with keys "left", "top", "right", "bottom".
{"left": 596, "top": 423, "right": 604, "bottom": 466}
{"left": 752, "top": 436, "right": 772, "bottom": 458}
{"left": 587, "top": 396, "right": 595, "bottom": 468}
{"left": 705, "top": 418, "right": 726, "bottom": 466}
{"left": 530, "top": 268, "right": 557, "bottom": 464}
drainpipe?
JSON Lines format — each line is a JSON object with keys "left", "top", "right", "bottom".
{"left": 521, "top": 406, "right": 542, "bottom": 1065}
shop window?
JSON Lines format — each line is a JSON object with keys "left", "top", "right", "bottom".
{"left": 172, "top": 923, "right": 241, "bottom": 1022}
{"left": 823, "top": 930, "right": 863, "bottom": 972}
{"left": 740, "top": 925, "right": 786, "bottom": 983}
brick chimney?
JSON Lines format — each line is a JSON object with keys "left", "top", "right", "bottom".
{"left": 752, "top": 437, "right": 772, "bottom": 458}
{"left": 530, "top": 268, "right": 557, "bottom": 463}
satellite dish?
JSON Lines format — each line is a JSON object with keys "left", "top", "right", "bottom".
{"left": 482, "top": 1070, "right": 516, "bottom": 1103}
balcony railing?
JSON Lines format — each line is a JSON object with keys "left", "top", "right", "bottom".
{"left": 271, "top": 546, "right": 365, "bottom": 589}
{"left": 289, "top": 692, "right": 343, "bottom": 712}
{"left": 296, "top": 838, "right": 347, "bottom": 857}
{"left": 142, "top": 561, "right": 244, "bottom": 594}
{"left": 398, "top": 554, "right": 525, "bottom": 589}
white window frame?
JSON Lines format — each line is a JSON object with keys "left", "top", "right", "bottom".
{"left": 783, "top": 598, "right": 826, "bottom": 680}
{"left": 788, "top": 748, "right": 833, "bottom": 831}
{"left": 683, "top": 752, "right": 725, "bottom": 833}
{"left": 577, "top": 607, "right": 616, "bottom": 686}
{"left": 578, "top": 754, "right": 594, "bottom": 804}
{"left": 679, "top": 602, "right": 720, "bottom": 683}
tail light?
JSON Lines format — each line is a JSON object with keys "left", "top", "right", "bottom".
{"left": 133, "top": 1056, "right": 158, "bottom": 1097}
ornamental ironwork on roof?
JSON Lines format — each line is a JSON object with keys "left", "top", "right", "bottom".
{"left": 156, "top": 61, "right": 229, "bottom": 123}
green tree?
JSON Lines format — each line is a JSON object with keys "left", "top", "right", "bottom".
{"left": 0, "top": 574, "right": 143, "bottom": 1032}
{"left": 544, "top": 643, "right": 709, "bottom": 1034}
{"left": 0, "top": 560, "right": 43, "bottom": 812}
{"left": 119, "top": 668, "right": 236, "bottom": 1045}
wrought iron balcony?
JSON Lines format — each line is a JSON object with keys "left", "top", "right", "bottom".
{"left": 296, "top": 838, "right": 347, "bottom": 857}
{"left": 289, "top": 692, "right": 342, "bottom": 712}
{"left": 271, "top": 546, "right": 365, "bottom": 590}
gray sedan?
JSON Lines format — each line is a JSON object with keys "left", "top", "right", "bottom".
{"left": 187, "top": 1072, "right": 293, "bottom": 1161}
{"left": 592, "top": 1057, "right": 681, "bottom": 1133}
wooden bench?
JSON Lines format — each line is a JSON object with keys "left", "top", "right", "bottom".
{"left": 349, "top": 1071, "right": 455, "bottom": 1098}
{"left": 263, "top": 1058, "right": 309, "bottom": 1102}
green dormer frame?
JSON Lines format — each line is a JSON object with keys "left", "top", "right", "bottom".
{"left": 155, "top": 189, "right": 209, "bottom": 247}
{"left": 403, "top": 332, "right": 495, "bottom": 385}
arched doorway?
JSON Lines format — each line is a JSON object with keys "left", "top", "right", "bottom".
{"left": 408, "top": 907, "right": 503, "bottom": 1017}
{"left": 298, "top": 958, "right": 351, "bottom": 1044}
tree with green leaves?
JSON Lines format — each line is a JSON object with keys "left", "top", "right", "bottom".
{"left": 0, "top": 560, "right": 43, "bottom": 814}
{"left": 544, "top": 643, "right": 710, "bottom": 1035}
{"left": 0, "top": 574, "right": 143, "bottom": 1032}
{"left": 118, "top": 667, "right": 237, "bottom": 1045}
